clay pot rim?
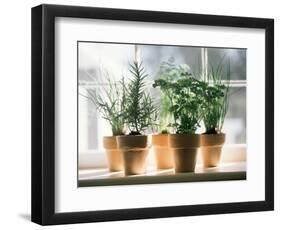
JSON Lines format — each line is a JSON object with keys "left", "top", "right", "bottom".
{"left": 103, "top": 136, "right": 118, "bottom": 149}
{"left": 201, "top": 132, "right": 225, "bottom": 136}
{"left": 117, "top": 135, "right": 149, "bottom": 149}
{"left": 104, "top": 134, "right": 126, "bottom": 137}
{"left": 169, "top": 133, "right": 201, "bottom": 148}
{"left": 200, "top": 133, "right": 225, "bottom": 147}
{"left": 117, "top": 134, "right": 147, "bottom": 138}
{"left": 152, "top": 133, "right": 169, "bottom": 136}
{"left": 169, "top": 133, "right": 201, "bottom": 137}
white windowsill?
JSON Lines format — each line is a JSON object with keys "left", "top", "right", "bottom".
{"left": 79, "top": 144, "right": 246, "bottom": 169}
{"left": 78, "top": 162, "right": 246, "bottom": 187}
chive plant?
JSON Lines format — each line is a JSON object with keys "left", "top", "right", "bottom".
{"left": 79, "top": 75, "right": 127, "bottom": 136}
{"left": 201, "top": 61, "right": 231, "bottom": 134}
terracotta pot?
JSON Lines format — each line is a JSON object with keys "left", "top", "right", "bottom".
{"left": 152, "top": 134, "right": 173, "bottom": 169}
{"left": 103, "top": 136, "right": 123, "bottom": 172}
{"left": 117, "top": 135, "right": 149, "bottom": 175}
{"left": 200, "top": 133, "right": 225, "bottom": 167}
{"left": 169, "top": 134, "right": 200, "bottom": 173}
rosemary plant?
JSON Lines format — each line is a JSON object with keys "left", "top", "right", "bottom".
{"left": 124, "top": 61, "right": 157, "bottom": 135}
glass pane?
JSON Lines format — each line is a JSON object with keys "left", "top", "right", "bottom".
{"left": 207, "top": 48, "right": 246, "bottom": 80}
{"left": 223, "top": 87, "right": 246, "bottom": 144}
{"left": 78, "top": 42, "right": 135, "bottom": 82}
{"left": 140, "top": 45, "right": 201, "bottom": 80}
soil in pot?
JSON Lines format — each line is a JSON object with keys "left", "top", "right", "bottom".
{"left": 169, "top": 134, "right": 200, "bottom": 173}
{"left": 116, "top": 135, "right": 149, "bottom": 176}
{"left": 200, "top": 133, "right": 225, "bottom": 167}
{"left": 103, "top": 136, "right": 123, "bottom": 172}
{"left": 152, "top": 134, "right": 173, "bottom": 169}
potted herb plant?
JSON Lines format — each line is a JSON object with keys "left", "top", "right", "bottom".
{"left": 152, "top": 96, "right": 173, "bottom": 170}
{"left": 80, "top": 76, "right": 126, "bottom": 172}
{"left": 151, "top": 59, "right": 179, "bottom": 170}
{"left": 200, "top": 62, "right": 230, "bottom": 167}
{"left": 117, "top": 61, "right": 156, "bottom": 175}
{"left": 153, "top": 64, "right": 204, "bottom": 173}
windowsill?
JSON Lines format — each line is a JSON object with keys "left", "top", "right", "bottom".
{"left": 78, "top": 162, "right": 246, "bottom": 187}
{"left": 79, "top": 144, "right": 247, "bottom": 169}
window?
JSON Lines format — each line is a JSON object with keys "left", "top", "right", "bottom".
{"left": 78, "top": 42, "right": 246, "bottom": 168}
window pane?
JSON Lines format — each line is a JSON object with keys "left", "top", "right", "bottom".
{"left": 223, "top": 87, "right": 246, "bottom": 144}
{"left": 207, "top": 47, "right": 246, "bottom": 144}
{"left": 140, "top": 45, "right": 201, "bottom": 79}
{"left": 207, "top": 48, "right": 246, "bottom": 80}
{"left": 78, "top": 42, "right": 135, "bottom": 151}
{"left": 78, "top": 42, "right": 135, "bottom": 82}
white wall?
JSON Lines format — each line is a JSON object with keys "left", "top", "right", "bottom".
{"left": 0, "top": 0, "right": 279, "bottom": 228}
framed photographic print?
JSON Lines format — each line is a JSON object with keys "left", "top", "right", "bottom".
{"left": 31, "top": 4, "right": 274, "bottom": 225}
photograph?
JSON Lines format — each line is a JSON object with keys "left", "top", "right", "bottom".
{"left": 31, "top": 4, "right": 274, "bottom": 225}
{"left": 77, "top": 41, "right": 247, "bottom": 187}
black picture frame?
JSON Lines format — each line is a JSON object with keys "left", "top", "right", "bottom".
{"left": 31, "top": 4, "right": 274, "bottom": 225}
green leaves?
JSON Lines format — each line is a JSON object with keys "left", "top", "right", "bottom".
{"left": 123, "top": 61, "right": 157, "bottom": 135}
{"left": 153, "top": 70, "right": 204, "bottom": 134}
{"left": 201, "top": 60, "right": 230, "bottom": 134}
{"left": 153, "top": 59, "right": 192, "bottom": 133}
{"left": 153, "top": 58, "right": 231, "bottom": 135}
{"left": 80, "top": 76, "right": 126, "bottom": 136}
{"left": 81, "top": 57, "right": 231, "bottom": 136}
